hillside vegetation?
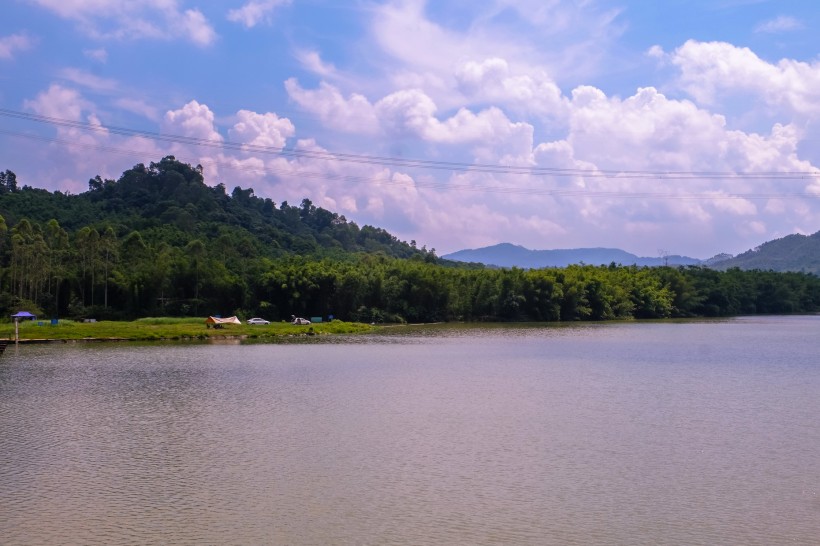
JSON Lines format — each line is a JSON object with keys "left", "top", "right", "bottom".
{"left": 1, "top": 157, "right": 820, "bottom": 323}
{"left": 712, "top": 232, "right": 820, "bottom": 275}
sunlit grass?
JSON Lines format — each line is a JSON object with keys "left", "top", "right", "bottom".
{"left": 134, "top": 317, "right": 206, "bottom": 325}
{"left": 2, "top": 318, "right": 374, "bottom": 342}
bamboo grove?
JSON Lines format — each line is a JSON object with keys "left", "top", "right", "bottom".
{"left": 1, "top": 158, "right": 819, "bottom": 322}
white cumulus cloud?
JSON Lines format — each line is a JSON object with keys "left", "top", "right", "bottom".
{"left": 229, "top": 110, "right": 295, "bottom": 149}
{"left": 287, "top": 79, "right": 535, "bottom": 162}
{"left": 667, "top": 40, "right": 820, "bottom": 116}
{"left": 180, "top": 9, "right": 217, "bottom": 47}
{"left": 164, "top": 100, "right": 223, "bottom": 142}
{"left": 454, "top": 57, "right": 567, "bottom": 119}
{"left": 24, "top": 84, "right": 96, "bottom": 123}
{"left": 285, "top": 78, "right": 380, "bottom": 135}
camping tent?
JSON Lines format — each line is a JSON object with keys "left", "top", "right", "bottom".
{"left": 205, "top": 316, "right": 241, "bottom": 326}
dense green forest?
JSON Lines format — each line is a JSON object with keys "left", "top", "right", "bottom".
{"left": 712, "top": 231, "right": 820, "bottom": 274}
{"left": 1, "top": 157, "right": 819, "bottom": 323}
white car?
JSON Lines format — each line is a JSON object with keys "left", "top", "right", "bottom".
{"left": 247, "top": 318, "right": 270, "bottom": 325}
{"left": 291, "top": 317, "right": 311, "bottom": 325}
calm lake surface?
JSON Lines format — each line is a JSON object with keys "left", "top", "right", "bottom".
{"left": 1, "top": 316, "right": 819, "bottom": 545}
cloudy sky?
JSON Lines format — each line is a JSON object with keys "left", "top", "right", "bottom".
{"left": 1, "top": 0, "right": 819, "bottom": 258}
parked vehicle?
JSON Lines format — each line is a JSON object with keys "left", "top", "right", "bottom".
{"left": 247, "top": 318, "right": 270, "bottom": 325}
{"left": 291, "top": 317, "right": 311, "bottom": 325}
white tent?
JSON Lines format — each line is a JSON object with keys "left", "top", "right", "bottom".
{"left": 205, "top": 316, "right": 241, "bottom": 326}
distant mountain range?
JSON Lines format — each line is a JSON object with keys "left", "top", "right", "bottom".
{"left": 442, "top": 243, "right": 702, "bottom": 268}
{"left": 442, "top": 232, "right": 820, "bottom": 275}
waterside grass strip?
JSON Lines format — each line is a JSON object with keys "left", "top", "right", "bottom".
{"left": 3, "top": 318, "right": 374, "bottom": 342}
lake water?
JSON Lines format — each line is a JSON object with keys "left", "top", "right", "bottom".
{"left": 1, "top": 316, "right": 819, "bottom": 545}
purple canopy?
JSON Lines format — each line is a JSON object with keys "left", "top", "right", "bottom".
{"left": 11, "top": 311, "right": 36, "bottom": 319}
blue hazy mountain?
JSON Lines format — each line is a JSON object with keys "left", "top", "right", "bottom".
{"left": 442, "top": 243, "right": 702, "bottom": 268}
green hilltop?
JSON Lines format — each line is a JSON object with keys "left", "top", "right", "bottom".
{"left": 711, "top": 232, "right": 820, "bottom": 275}
{"left": 0, "top": 156, "right": 430, "bottom": 261}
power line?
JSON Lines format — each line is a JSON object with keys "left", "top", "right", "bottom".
{"left": 2, "top": 107, "right": 818, "bottom": 181}
{"left": 4, "top": 128, "right": 819, "bottom": 202}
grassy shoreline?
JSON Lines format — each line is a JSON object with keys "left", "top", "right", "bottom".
{"left": 2, "top": 317, "right": 375, "bottom": 342}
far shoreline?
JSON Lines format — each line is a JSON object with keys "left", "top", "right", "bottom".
{"left": 4, "top": 314, "right": 815, "bottom": 346}
{"left": 1, "top": 318, "right": 375, "bottom": 344}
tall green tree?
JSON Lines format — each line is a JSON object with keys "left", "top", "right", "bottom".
{"left": 9, "top": 219, "right": 48, "bottom": 307}
{"left": 186, "top": 239, "right": 206, "bottom": 315}
{"left": 74, "top": 226, "right": 100, "bottom": 306}
{"left": 100, "top": 227, "right": 118, "bottom": 309}
{"left": 45, "top": 219, "right": 70, "bottom": 315}
{"left": 0, "top": 170, "right": 18, "bottom": 194}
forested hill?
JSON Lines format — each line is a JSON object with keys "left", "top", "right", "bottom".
{"left": 711, "top": 232, "right": 820, "bottom": 275}
{"left": 0, "top": 156, "right": 430, "bottom": 260}
{"left": 3, "top": 157, "right": 820, "bottom": 324}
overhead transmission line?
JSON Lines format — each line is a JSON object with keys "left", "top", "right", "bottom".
{"left": 2, "top": 107, "right": 818, "bottom": 182}
{"left": 5, "top": 128, "right": 820, "bottom": 201}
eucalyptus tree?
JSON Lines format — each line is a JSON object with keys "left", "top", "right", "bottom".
{"left": 74, "top": 226, "right": 100, "bottom": 306}
{"left": 120, "top": 231, "right": 150, "bottom": 314}
{"left": 45, "top": 219, "right": 70, "bottom": 314}
{"left": 0, "top": 214, "right": 7, "bottom": 283}
{"left": 9, "top": 219, "right": 48, "bottom": 306}
{"left": 99, "top": 227, "right": 118, "bottom": 309}
{"left": 185, "top": 239, "right": 206, "bottom": 315}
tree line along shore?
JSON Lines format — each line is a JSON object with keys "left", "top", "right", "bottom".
{"left": 1, "top": 157, "right": 819, "bottom": 326}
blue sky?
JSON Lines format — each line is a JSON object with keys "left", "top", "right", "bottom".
{"left": 1, "top": 0, "right": 819, "bottom": 258}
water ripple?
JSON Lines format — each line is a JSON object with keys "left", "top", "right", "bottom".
{"left": 2, "top": 318, "right": 819, "bottom": 544}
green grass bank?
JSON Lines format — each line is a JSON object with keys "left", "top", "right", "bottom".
{"left": 3, "top": 317, "right": 374, "bottom": 342}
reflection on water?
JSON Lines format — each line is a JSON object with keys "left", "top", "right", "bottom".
{"left": 1, "top": 316, "right": 819, "bottom": 545}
